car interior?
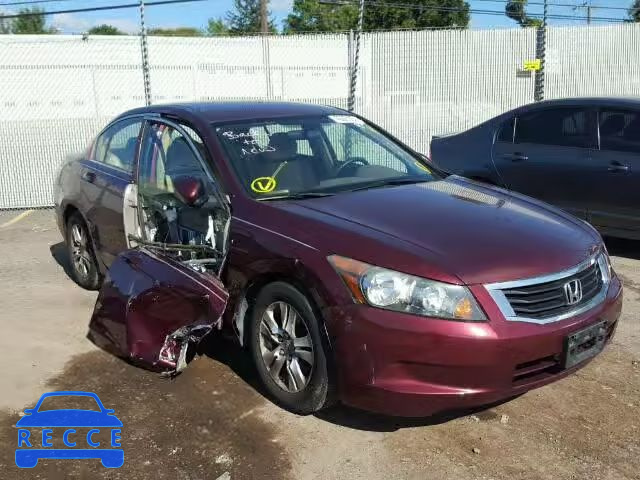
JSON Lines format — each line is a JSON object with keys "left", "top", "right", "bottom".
{"left": 599, "top": 111, "right": 640, "bottom": 153}
{"left": 132, "top": 123, "right": 230, "bottom": 276}
{"left": 222, "top": 120, "right": 415, "bottom": 195}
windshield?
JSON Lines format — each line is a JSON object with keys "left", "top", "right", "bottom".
{"left": 213, "top": 114, "right": 438, "bottom": 199}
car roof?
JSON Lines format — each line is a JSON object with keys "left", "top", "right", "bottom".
{"left": 116, "top": 101, "right": 349, "bottom": 124}
{"left": 518, "top": 96, "right": 640, "bottom": 111}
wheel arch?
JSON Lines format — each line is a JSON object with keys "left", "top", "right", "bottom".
{"left": 230, "top": 269, "right": 334, "bottom": 354}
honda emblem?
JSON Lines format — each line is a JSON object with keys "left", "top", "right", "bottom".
{"left": 564, "top": 279, "right": 583, "bottom": 305}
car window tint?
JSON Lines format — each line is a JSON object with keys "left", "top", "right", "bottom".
{"left": 496, "top": 117, "right": 515, "bottom": 143}
{"left": 515, "top": 108, "right": 595, "bottom": 149}
{"left": 267, "top": 123, "right": 313, "bottom": 155}
{"left": 215, "top": 115, "right": 433, "bottom": 198}
{"left": 322, "top": 122, "right": 347, "bottom": 161}
{"left": 94, "top": 118, "right": 142, "bottom": 171}
{"left": 599, "top": 109, "right": 640, "bottom": 154}
{"left": 179, "top": 123, "right": 208, "bottom": 158}
{"left": 321, "top": 121, "right": 408, "bottom": 173}
{"left": 138, "top": 121, "right": 210, "bottom": 195}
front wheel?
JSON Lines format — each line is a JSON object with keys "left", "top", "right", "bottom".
{"left": 249, "top": 282, "right": 335, "bottom": 415}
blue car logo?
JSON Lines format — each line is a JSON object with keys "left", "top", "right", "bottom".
{"left": 15, "top": 391, "right": 123, "bottom": 468}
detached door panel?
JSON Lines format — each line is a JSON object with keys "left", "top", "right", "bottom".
{"left": 492, "top": 107, "right": 597, "bottom": 219}
{"left": 89, "top": 248, "right": 228, "bottom": 373}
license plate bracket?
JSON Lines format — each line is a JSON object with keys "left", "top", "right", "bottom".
{"left": 563, "top": 321, "right": 607, "bottom": 369}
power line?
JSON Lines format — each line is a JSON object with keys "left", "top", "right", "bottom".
{"left": 467, "top": 0, "right": 629, "bottom": 12}
{"left": 0, "top": 0, "right": 80, "bottom": 6}
{"left": 322, "top": 0, "right": 628, "bottom": 23}
{"left": 0, "top": 0, "right": 207, "bottom": 18}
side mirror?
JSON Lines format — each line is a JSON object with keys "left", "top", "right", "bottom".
{"left": 173, "top": 175, "right": 206, "bottom": 207}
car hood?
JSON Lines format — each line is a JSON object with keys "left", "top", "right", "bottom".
{"left": 16, "top": 410, "right": 123, "bottom": 428}
{"left": 287, "top": 176, "right": 601, "bottom": 285}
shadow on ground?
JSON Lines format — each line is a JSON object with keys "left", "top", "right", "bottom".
{"left": 199, "top": 334, "right": 513, "bottom": 433}
{"left": 49, "top": 241, "right": 75, "bottom": 282}
{"left": 0, "top": 349, "right": 290, "bottom": 480}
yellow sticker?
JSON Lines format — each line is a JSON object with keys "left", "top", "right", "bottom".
{"left": 523, "top": 59, "right": 541, "bottom": 71}
{"left": 415, "top": 161, "right": 431, "bottom": 173}
{"left": 251, "top": 176, "right": 277, "bottom": 194}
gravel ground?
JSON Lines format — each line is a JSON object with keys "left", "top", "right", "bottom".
{"left": 0, "top": 209, "right": 638, "bottom": 480}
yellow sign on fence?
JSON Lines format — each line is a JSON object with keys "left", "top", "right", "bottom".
{"left": 523, "top": 59, "right": 541, "bottom": 71}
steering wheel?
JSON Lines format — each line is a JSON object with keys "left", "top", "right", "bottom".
{"left": 335, "top": 157, "right": 369, "bottom": 177}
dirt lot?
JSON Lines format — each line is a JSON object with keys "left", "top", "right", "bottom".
{"left": 0, "top": 209, "right": 638, "bottom": 480}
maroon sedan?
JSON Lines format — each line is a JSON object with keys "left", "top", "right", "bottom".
{"left": 54, "top": 102, "right": 623, "bottom": 417}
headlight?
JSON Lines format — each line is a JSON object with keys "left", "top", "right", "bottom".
{"left": 597, "top": 251, "right": 612, "bottom": 285}
{"left": 328, "top": 255, "right": 486, "bottom": 321}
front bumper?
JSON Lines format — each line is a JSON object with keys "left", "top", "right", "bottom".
{"left": 329, "top": 275, "right": 623, "bottom": 417}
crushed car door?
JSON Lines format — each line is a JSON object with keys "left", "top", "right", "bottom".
{"left": 89, "top": 247, "right": 228, "bottom": 374}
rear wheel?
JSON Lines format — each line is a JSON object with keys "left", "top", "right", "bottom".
{"left": 66, "top": 212, "right": 101, "bottom": 290}
{"left": 249, "top": 282, "right": 335, "bottom": 414}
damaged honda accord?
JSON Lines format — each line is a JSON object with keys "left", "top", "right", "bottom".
{"left": 54, "top": 102, "right": 623, "bottom": 417}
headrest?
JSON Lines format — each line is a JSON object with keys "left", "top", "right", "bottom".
{"left": 266, "top": 132, "right": 297, "bottom": 160}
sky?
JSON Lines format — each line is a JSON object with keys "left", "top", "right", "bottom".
{"left": 0, "top": 0, "right": 633, "bottom": 34}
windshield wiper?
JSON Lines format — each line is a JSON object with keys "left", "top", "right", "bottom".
{"left": 257, "top": 191, "right": 335, "bottom": 201}
{"left": 343, "top": 176, "right": 431, "bottom": 193}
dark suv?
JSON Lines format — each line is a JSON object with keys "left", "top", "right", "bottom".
{"left": 55, "top": 102, "right": 622, "bottom": 417}
{"left": 430, "top": 97, "right": 640, "bottom": 240}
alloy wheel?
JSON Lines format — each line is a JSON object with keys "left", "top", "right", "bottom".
{"left": 258, "top": 301, "right": 314, "bottom": 393}
{"left": 70, "top": 223, "right": 92, "bottom": 280}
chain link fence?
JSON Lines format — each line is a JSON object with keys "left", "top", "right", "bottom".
{"left": 1, "top": 23, "right": 639, "bottom": 209}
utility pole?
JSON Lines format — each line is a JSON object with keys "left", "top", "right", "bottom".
{"left": 260, "top": 0, "right": 268, "bottom": 33}
{"left": 575, "top": 1, "right": 594, "bottom": 25}
{"left": 348, "top": 0, "right": 365, "bottom": 112}
{"left": 139, "top": 0, "right": 152, "bottom": 106}
{"left": 534, "top": 0, "right": 547, "bottom": 102}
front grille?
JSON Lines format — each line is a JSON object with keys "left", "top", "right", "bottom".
{"left": 502, "top": 261, "right": 603, "bottom": 320}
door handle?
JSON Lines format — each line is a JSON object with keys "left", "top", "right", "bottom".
{"left": 607, "top": 162, "right": 629, "bottom": 173}
{"left": 82, "top": 171, "right": 96, "bottom": 183}
{"left": 502, "top": 152, "right": 528, "bottom": 162}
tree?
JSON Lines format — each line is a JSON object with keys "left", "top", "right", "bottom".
{"left": 11, "top": 7, "right": 55, "bottom": 34}
{"left": 284, "top": 0, "right": 359, "bottom": 33}
{"left": 505, "top": 0, "right": 542, "bottom": 27}
{"left": 630, "top": 0, "right": 640, "bottom": 22}
{"left": 88, "top": 24, "right": 124, "bottom": 35}
{"left": 226, "top": 0, "right": 276, "bottom": 34}
{"left": 0, "top": 12, "right": 12, "bottom": 34}
{"left": 285, "top": 0, "right": 470, "bottom": 33}
{"left": 207, "top": 17, "right": 230, "bottom": 35}
{"left": 148, "top": 27, "right": 203, "bottom": 36}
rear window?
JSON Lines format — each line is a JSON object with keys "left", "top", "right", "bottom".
{"left": 515, "top": 108, "right": 596, "bottom": 149}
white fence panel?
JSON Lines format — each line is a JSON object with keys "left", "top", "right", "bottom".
{"left": 359, "top": 28, "right": 537, "bottom": 154}
{"left": 0, "top": 25, "right": 638, "bottom": 209}
{"left": 546, "top": 23, "right": 640, "bottom": 99}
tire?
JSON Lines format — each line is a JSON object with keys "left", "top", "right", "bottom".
{"left": 249, "top": 281, "right": 335, "bottom": 415}
{"left": 66, "top": 212, "right": 101, "bottom": 290}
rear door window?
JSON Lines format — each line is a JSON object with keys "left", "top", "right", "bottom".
{"left": 515, "top": 108, "right": 596, "bottom": 149}
{"left": 93, "top": 118, "right": 143, "bottom": 172}
{"left": 599, "top": 109, "right": 640, "bottom": 154}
